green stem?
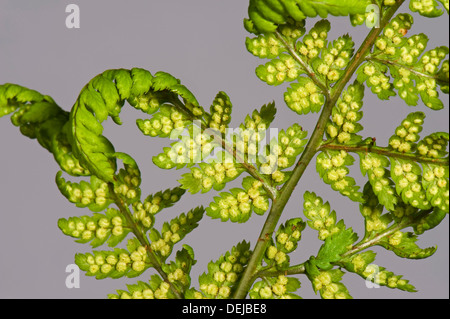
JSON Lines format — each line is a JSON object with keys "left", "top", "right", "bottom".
{"left": 232, "top": 1, "right": 405, "bottom": 299}
{"left": 108, "top": 183, "right": 184, "bottom": 299}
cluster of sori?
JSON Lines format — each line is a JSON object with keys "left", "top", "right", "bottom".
{"left": 314, "top": 35, "right": 354, "bottom": 83}
{"left": 53, "top": 135, "right": 90, "bottom": 176}
{"left": 153, "top": 128, "right": 216, "bottom": 170}
{"left": 391, "top": 158, "right": 446, "bottom": 210}
{"left": 251, "top": 21, "right": 332, "bottom": 87}
{"left": 112, "top": 157, "right": 141, "bottom": 205}
{"left": 246, "top": 32, "right": 285, "bottom": 59}
{"left": 359, "top": 185, "right": 393, "bottom": 234}
{"left": 357, "top": 14, "right": 415, "bottom": 99}
{"left": 249, "top": 275, "right": 301, "bottom": 299}
{"left": 179, "top": 156, "right": 244, "bottom": 194}
{"left": 191, "top": 241, "right": 251, "bottom": 299}
{"left": 136, "top": 104, "right": 189, "bottom": 138}
{"left": 109, "top": 247, "right": 195, "bottom": 299}
{"left": 359, "top": 13, "right": 448, "bottom": 108}
{"left": 303, "top": 191, "right": 345, "bottom": 240}
{"left": 389, "top": 111, "right": 424, "bottom": 153}
{"left": 311, "top": 269, "right": 352, "bottom": 299}
{"left": 342, "top": 251, "right": 416, "bottom": 292}
{"left": 58, "top": 208, "right": 128, "bottom": 247}
{"left": 257, "top": 123, "right": 307, "bottom": 185}
{"left": 235, "top": 114, "right": 269, "bottom": 159}
{"left": 131, "top": 187, "right": 185, "bottom": 229}
{"left": 205, "top": 91, "right": 233, "bottom": 134}
{"left": 415, "top": 46, "right": 448, "bottom": 108}
{"left": 357, "top": 61, "right": 393, "bottom": 99}
{"left": 316, "top": 150, "right": 363, "bottom": 202}
{"left": 326, "top": 82, "right": 364, "bottom": 144}
{"left": 421, "top": 162, "right": 449, "bottom": 212}
{"left": 246, "top": 17, "right": 306, "bottom": 59}
{"left": 284, "top": 77, "right": 324, "bottom": 115}
{"left": 409, "top": 0, "right": 449, "bottom": 18}
{"left": 256, "top": 53, "right": 301, "bottom": 85}
{"left": 359, "top": 185, "right": 438, "bottom": 259}
{"left": 149, "top": 207, "right": 204, "bottom": 260}
{"left": 271, "top": 123, "right": 307, "bottom": 170}
{"left": 265, "top": 218, "right": 305, "bottom": 268}
{"left": 75, "top": 239, "right": 150, "bottom": 279}
{"left": 162, "top": 247, "right": 196, "bottom": 291}
{"left": 206, "top": 177, "right": 270, "bottom": 223}
{"left": 359, "top": 153, "right": 397, "bottom": 211}
{"left": 108, "top": 275, "right": 174, "bottom": 299}
{"left": 296, "top": 20, "right": 330, "bottom": 62}
{"left": 417, "top": 132, "right": 449, "bottom": 159}
{"left": 56, "top": 172, "right": 112, "bottom": 212}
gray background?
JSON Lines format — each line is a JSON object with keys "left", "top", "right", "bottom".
{"left": 0, "top": 0, "right": 448, "bottom": 299}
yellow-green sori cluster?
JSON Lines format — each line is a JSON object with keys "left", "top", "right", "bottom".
{"left": 53, "top": 135, "right": 90, "bottom": 176}
{"left": 58, "top": 208, "right": 129, "bottom": 247}
{"left": 284, "top": 77, "right": 324, "bottom": 115}
{"left": 359, "top": 153, "right": 398, "bottom": 211}
{"left": 391, "top": 158, "right": 431, "bottom": 209}
{"left": 271, "top": 123, "right": 307, "bottom": 170}
{"left": 246, "top": 33, "right": 285, "bottom": 59}
{"left": 250, "top": 275, "right": 301, "bottom": 299}
{"left": 179, "top": 156, "right": 244, "bottom": 194}
{"left": 149, "top": 207, "right": 204, "bottom": 260}
{"left": 132, "top": 187, "right": 185, "bottom": 229}
{"left": 312, "top": 269, "right": 352, "bottom": 299}
{"left": 316, "top": 150, "right": 364, "bottom": 202}
{"left": 362, "top": 264, "right": 416, "bottom": 291}
{"left": 356, "top": 14, "right": 416, "bottom": 99}
{"left": 108, "top": 275, "right": 175, "bottom": 299}
{"left": 246, "top": 20, "right": 305, "bottom": 59}
{"left": 206, "top": 91, "right": 232, "bottom": 134}
{"left": 357, "top": 61, "right": 394, "bottom": 99}
{"left": 416, "top": 46, "right": 448, "bottom": 109}
{"left": 136, "top": 104, "right": 189, "bottom": 138}
{"left": 110, "top": 247, "right": 195, "bottom": 299}
{"left": 303, "top": 191, "right": 345, "bottom": 240}
{"left": 153, "top": 129, "right": 216, "bottom": 170}
{"left": 373, "top": 14, "right": 414, "bottom": 59}
{"left": 265, "top": 218, "right": 305, "bottom": 268}
{"left": 326, "top": 81, "right": 364, "bottom": 144}
{"left": 56, "top": 172, "right": 112, "bottom": 212}
{"left": 417, "top": 132, "right": 449, "bottom": 159}
{"left": 233, "top": 102, "right": 275, "bottom": 161}
{"left": 342, "top": 251, "right": 417, "bottom": 292}
{"left": 421, "top": 163, "right": 449, "bottom": 212}
{"left": 256, "top": 53, "right": 301, "bottom": 86}
{"left": 389, "top": 111, "right": 425, "bottom": 153}
{"left": 112, "top": 158, "right": 142, "bottom": 207}
{"left": 410, "top": 0, "right": 449, "bottom": 18}
{"left": 75, "top": 239, "right": 150, "bottom": 279}
{"left": 260, "top": 123, "right": 307, "bottom": 184}
{"left": 196, "top": 241, "right": 251, "bottom": 299}
{"left": 359, "top": 184, "right": 392, "bottom": 233}
{"left": 206, "top": 177, "right": 270, "bottom": 223}
{"left": 314, "top": 35, "right": 354, "bottom": 83}
{"left": 296, "top": 19, "right": 330, "bottom": 62}
{"left": 362, "top": 13, "right": 448, "bottom": 108}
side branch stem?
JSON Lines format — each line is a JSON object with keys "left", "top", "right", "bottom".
{"left": 108, "top": 183, "right": 183, "bottom": 299}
